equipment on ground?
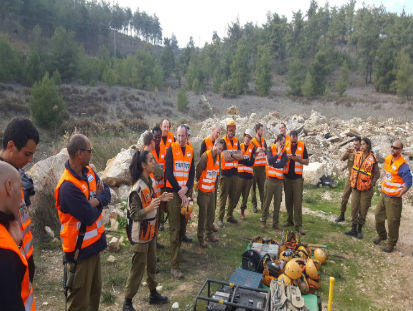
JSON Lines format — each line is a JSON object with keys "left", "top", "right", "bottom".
{"left": 313, "top": 248, "right": 327, "bottom": 265}
{"left": 251, "top": 243, "right": 280, "bottom": 259}
{"left": 193, "top": 279, "right": 269, "bottom": 311}
{"left": 181, "top": 198, "right": 194, "bottom": 220}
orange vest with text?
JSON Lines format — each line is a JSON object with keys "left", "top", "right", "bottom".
{"left": 238, "top": 143, "right": 254, "bottom": 175}
{"left": 284, "top": 141, "right": 305, "bottom": 175}
{"left": 252, "top": 137, "right": 267, "bottom": 167}
{"left": 54, "top": 167, "right": 105, "bottom": 253}
{"left": 0, "top": 224, "right": 35, "bottom": 311}
{"left": 266, "top": 144, "right": 285, "bottom": 179}
{"left": 221, "top": 136, "right": 239, "bottom": 170}
{"left": 381, "top": 154, "right": 408, "bottom": 197}
{"left": 350, "top": 151, "right": 376, "bottom": 191}
{"left": 198, "top": 150, "right": 220, "bottom": 193}
{"left": 166, "top": 142, "right": 194, "bottom": 188}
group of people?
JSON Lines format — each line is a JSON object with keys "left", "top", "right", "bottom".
{"left": 336, "top": 136, "right": 412, "bottom": 252}
{"left": 0, "top": 117, "right": 411, "bottom": 311}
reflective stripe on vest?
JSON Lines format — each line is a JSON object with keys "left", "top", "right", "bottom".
{"left": 18, "top": 189, "right": 33, "bottom": 260}
{"left": 199, "top": 150, "right": 219, "bottom": 193}
{"left": 350, "top": 151, "right": 376, "bottom": 191}
{"left": 221, "top": 136, "right": 239, "bottom": 170}
{"left": 166, "top": 142, "right": 194, "bottom": 189}
{"left": 252, "top": 137, "right": 267, "bottom": 166}
{"left": 238, "top": 143, "right": 254, "bottom": 174}
{"left": 128, "top": 179, "right": 158, "bottom": 243}
{"left": 284, "top": 140, "right": 304, "bottom": 175}
{"left": 54, "top": 167, "right": 105, "bottom": 253}
{"left": 266, "top": 144, "right": 284, "bottom": 179}
{"left": 381, "top": 154, "right": 408, "bottom": 197}
{"left": 0, "top": 224, "right": 36, "bottom": 311}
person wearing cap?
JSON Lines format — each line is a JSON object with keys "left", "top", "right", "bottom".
{"left": 261, "top": 134, "right": 288, "bottom": 229}
{"left": 283, "top": 130, "right": 309, "bottom": 235}
{"left": 374, "top": 140, "right": 412, "bottom": 253}
{"left": 251, "top": 123, "right": 267, "bottom": 213}
{"left": 217, "top": 120, "right": 243, "bottom": 226}
{"left": 234, "top": 129, "right": 257, "bottom": 220}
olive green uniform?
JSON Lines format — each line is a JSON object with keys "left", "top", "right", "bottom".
{"left": 218, "top": 175, "right": 238, "bottom": 220}
{"left": 375, "top": 194, "right": 403, "bottom": 247}
{"left": 67, "top": 254, "right": 102, "bottom": 311}
{"left": 124, "top": 177, "right": 158, "bottom": 300}
{"left": 196, "top": 151, "right": 219, "bottom": 242}
{"left": 350, "top": 160, "right": 380, "bottom": 225}
{"left": 235, "top": 177, "right": 253, "bottom": 211}
{"left": 252, "top": 166, "right": 266, "bottom": 209}
{"left": 284, "top": 178, "right": 304, "bottom": 228}
{"left": 168, "top": 193, "right": 188, "bottom": 269}
{"left": 261, "top": 177, "right": 283, "bottom": 226}
{"left": 340, "top": 150, "right": 355, "bottom": 214}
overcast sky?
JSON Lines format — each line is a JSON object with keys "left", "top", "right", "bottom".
{"left": 117, "top": 0, "right": 412, "bottom": 47}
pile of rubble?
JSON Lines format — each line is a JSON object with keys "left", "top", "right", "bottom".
{"left": 25, "top": 108, "right": 413, "bottom": 242}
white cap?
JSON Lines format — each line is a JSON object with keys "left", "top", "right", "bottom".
{"left": 244, "top": 129, "right": 255, "bottom": 138}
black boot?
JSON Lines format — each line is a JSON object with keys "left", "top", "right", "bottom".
{"left": 149, "top": 289, "right": 169, "bottom": 305}
{"left": 122, "top": 298, "right": 136, "bottom": 311}
{"left": 335, "top": 213, "right": 345, "bottom": 222}
{"left": 357, "top": 224, "right": 363, "bottom": 239}
{"left": 345, "top": 224, "right": 357, "bottom": 237}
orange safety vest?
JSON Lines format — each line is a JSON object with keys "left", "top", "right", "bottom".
{"left": 166, "top": 142, "right": 194, "bottom": 188}
{"left": 221, "top": 136, "right": 239, "bottom": 170}
{"left": 160, "top": 131, "right": 174, "bottom": 152}
{"left": 54, "top": 167, "right": 105, "bottom": 253}
{"left": 127, "top": 179, "right": 158, "bottom": 243}
{"left": 252, "top": 137, "right": 267, "bottom": 167}
{"left": 285, "top": 135, "right": 291, "bottom": 150}
{"left": 238, "top": 143, "right": 254, "bottom": 175}
{"left": 143, "top": 146, "right": 162, "bottom": 198}
{"left": 0, "top": 224, "right": 35, "bottom": 311}
{"left": 18, "top": 189, "right": 33, "bottom": 261}
{"left": 381, "top": 154, "right": 408, "bottom": 197}
{"left": 350, "top": 151, "right": 376, "bottom": 191}
{"left": 266, "top": 144, "right": 285, "bottom": 179}
{"left": 284, "top": 141, "right": 305, "bottom": 175}
{"left": 204, "top": 137, "right": 214, "bottom": 152}
{"left": 198, "top": 150, "right": 220, "bottom": 193}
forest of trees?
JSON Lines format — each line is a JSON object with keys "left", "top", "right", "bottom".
{"left": 0, "top": 0, "right": 412, "bottom": 101}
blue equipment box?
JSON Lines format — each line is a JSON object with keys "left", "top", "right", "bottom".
{"left": 229, "top": 268, "right": 263, "bottom": 289}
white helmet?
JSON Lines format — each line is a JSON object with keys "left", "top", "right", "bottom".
{"left": 244, "top": 129, "right": 255, "bottom": 138}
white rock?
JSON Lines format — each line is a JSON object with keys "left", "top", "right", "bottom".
{"left": 156, "top": 285, "right": 163, "bottom": 291}
{"left": 115, "top": 184, "right": 131, "bottom": 201}
{"left": 303, "top": 162, "right": 326, "bottom": 185}
{"left": 108, "top": 237, "right": 120, "bottom": 251}
{"left": 172, "top": 302, "right": 179, "bottom": 309}
{"left": 110, "top": 218, "right": 119, "bottom": 231}
{"left": 101, "top": 148, "right": 135, "bottom": 187}
{"left": 44, "top": 226, "right": 55, "bottom": 239}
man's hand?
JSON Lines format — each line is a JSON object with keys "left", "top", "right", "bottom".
{"left": 178, "top": 186, "right": 188, "bottom": 197}
{"left": 160, "top": 192, "right": 174, "bottom": 202}
{"left": 96, "top": 180, "right": 104, "bottom": 195}
{"left": 9, "top": 220, "right": 22, "bottom": 246}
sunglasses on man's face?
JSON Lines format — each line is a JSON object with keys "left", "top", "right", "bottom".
{"left": 391, "top": 145, "right": 401, "bottom": 150}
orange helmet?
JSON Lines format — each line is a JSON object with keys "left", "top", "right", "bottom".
{"left": 277, "top": 274, "right": 293, "bottom": 286}
{"left": 284, "top": 260, "right": 302, "bottom": 280}
{"left": 305, "top": 259, "right": 320, "bottom": 280}
{"left": 314, "top": 248, "right": 327, "bottom": 264}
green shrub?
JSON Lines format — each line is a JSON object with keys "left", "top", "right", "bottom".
{"left": 220, "top": 79, "right": 237, "bottom": 98}
{"left": 28, "top": 72, "right": 65, "bottom": 128}
{"left": 176, "top": 87, "right": 188, "bottom": 112}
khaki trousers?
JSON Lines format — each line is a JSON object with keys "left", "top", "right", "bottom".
{"left": 261, "top": 177, "right": 283, "bottom": 225}
{"left": 252, "top": 166, "right": 266, "bottom": 208}
{"left": 375, "top": 194, "right": 403, "bottom": 247}
{"left": 124, "top": 238, "right": 158, "bottom": 299}
{"left": 234, "top": 177, "right": 253, "bottom": 211}
{"left": 350, "top": 188, "right": 373, "bottom": 225}
{"left": 167, "top": 193, "right": 187, "bottom": 269}
{"left": 218, "top": 175, "right": 238, "bottom": 220}
{"left": 340, "top": 178, "right": 352, "bottom": 214}
{"left": 67, "top": 253, "right": 102, "bottom": 311}
{"left": 284, "top": 177, "right": 303, "bottom": 229}
{"left": 197, "top": 190, "right": 215, "bottom": 242}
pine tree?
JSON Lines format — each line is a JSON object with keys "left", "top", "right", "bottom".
{"left": 229, "top": 39, "right": 250, "bottom": 95}
{"left": 287, "top": 57, "right": 306, "bottom": 96}
{"left": 176, "top": 87, "right": 188, "bottom": 112}
{"left": 336, "top": 62, "right": 349, "bottom": 96}
{"left": 396, "top": 50, "right": 413, "bottom": 99}
{"left": 302, "top": 72, "right": 314, "bottom": 97}
{"left": 255, "top": 45, "right": 272, "bottom": 96}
